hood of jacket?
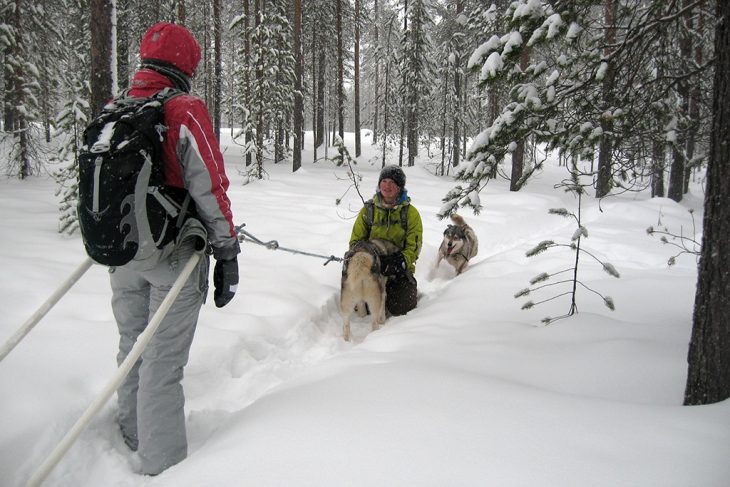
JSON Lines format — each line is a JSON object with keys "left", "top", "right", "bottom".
{"left": 140, "top": 22, "right": 201, "bottom": 77}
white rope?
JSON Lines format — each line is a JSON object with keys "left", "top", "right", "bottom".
{"left": 0, "top": 257, "right": 93, "bottom": 363}
{"left": 25, "top": 252, "right": 201, "bottom": 487}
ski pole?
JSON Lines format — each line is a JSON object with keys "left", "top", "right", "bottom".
{"left": 0, "top": 256, "right": 94, "bottom": 364}
{"left": 25, "top": 251, "right": 201, "bottom": 487}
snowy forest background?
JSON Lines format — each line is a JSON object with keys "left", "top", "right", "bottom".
{"left": 1, "top": 0, "right": 728, "bottom": 407}
{"left": 1, "top": 0, "right": 718, "bottom": 201}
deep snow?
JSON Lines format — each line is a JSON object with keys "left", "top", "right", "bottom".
{"left": 1, "top": 131, "right": 728, "bottom": 487}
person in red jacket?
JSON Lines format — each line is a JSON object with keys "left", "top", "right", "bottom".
{"left": 110, "top": 22, "right": 239, "bottom": 475}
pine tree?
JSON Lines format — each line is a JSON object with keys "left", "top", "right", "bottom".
{"left": 684, "top": 0, "right": 730, "bottom": 406}
{"left": 442, "top": 0, "right": 714, "bottom": 216}
{"left": 53, "top": 0, "right": 91, "bottom": 235}
{"left": 292, "top": 0, "right": 303, "bottom": 172}
{"left": 89, "top": 0, "right": 113, "bottom": 117}
{"left": 515, "top": 166, "right": 619, "bottom": 325}
{"left": 432, "top": 0, "right": 464, "bottom": 175}
{"left": 2, "top": 0, "right": 44, "bottom": 179}
{"left": 402, "top": 0, "right": 435, "bottom": 167}
{"left": 306, "top": 0, "right": 337, "bottom": 151}
{"left": 231, "top": 0, "right": 295, "bottom": 180}
{"left": 368, "top": 4, "right": 401, "bottom": 167}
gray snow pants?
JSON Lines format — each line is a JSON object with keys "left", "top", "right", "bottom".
{"left": 110, "top": 225, "right": 209, "bottom": 475}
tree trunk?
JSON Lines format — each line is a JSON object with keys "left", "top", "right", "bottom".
{"left": 18, "top": 119, "right": 30, "bottom": 179}
{"left": 668, "top": 0, "right": 693, "bottom": 202}
{"left": 487, "top": 85, "right": 499, "bottom": 127}
{"left": 461, "top": 74, "right": 467, "bottom": 157}
{"left": 293, "top": 0, "right": 302, "bottom": 172}
{"left": 452, "top": 0, "right": 463, "bottom": 169}
{"left": 684, "top": 0, "right": 730, "bottom": 405}
{"left": 90, "top": 0, "right": 114, "bottom": 117}
{"left": 372, "top": 0, "right": 380, "bottom": 145}
{"left": 311, "top": 21, "right": 317, "bottom": 162}
{"left": 315, "top": 48, "right": 325, "bottom": 148}
{"left": 439, "top": 67, "right": 449, "bottom": 176}
{"left": 595, "top": 0, "right": 616, "bottom": 198}
{"left": 354, "top": 0, "right": 361, "bottom": 157}
{"left": 381, "top": 16, "right": 394, "bottom": 168}
{"left": 336, "top": 0, "right": 345, "bottom": 141}
{"left": 116, "top": 0, "right": 130, "bottom": 91}
{"left": 202, "top": 1, "right": 211, "bottom": 107}
{"left": 213, "top": 0, "right": 222, "bottom": 142}
{"left": 3, "top": 0, "right": 21, "bottom": 132}
{"left": 275, "top": 120, "right": 283, "bottom": 163}
{"left": 255, "top": 0, "right": 264, "bottom": 176}
{"left": 651, "top": 138, "right": 665, "bottom": 197}
{"left": 510, "top": 140, "right": 526, "bottom": 192}
{"left": 406, "top": 0, "right": 418, "bottom": 167}
{"left": 684, "top": 0, "right": 704, "bottom": 193}
{"left": 651, "top": 25, "right": 666, "bottom": 199}
{"left": 244, "top": 0, "right": 252, "bottom": 166}
{"left": 668, "top": 145, "right": 686, "bottom": 202}
{"left": 399, "top": 0, "right": 408, "bottom": 167}
{"left": 177, "top": 0, "right": 186, "bottom": 22}
{"left": 510, "top": 47, "right": 530, "bottom": 192}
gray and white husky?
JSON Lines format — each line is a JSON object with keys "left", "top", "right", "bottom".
{"left": 340, "top": 238, "right": 400, "bottom": 341}
{"left": 435, "top": 214, "right": 478, "bottom": 275}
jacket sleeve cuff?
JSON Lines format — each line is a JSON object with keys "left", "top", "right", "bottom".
{"left": 212, "top": 239, "right": 241, "bottom": 261}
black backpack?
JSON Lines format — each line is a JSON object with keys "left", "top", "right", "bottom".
{"left": 78, "top": 88, "right": 192, "bottom": 267}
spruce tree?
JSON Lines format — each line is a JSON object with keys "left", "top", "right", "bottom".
{"left": 443, "top": 0, "right": 713, "bottom": 215}
{"left": 53, "top": 0, "right": 91, "bottom": 235}
{"left": 1, "top": 0, "right": 44, "bottom": 179}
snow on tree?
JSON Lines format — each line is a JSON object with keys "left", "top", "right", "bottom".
{"left": 442, "top": 0, "right": 714, "bottom": 215}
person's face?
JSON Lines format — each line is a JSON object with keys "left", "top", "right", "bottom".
{"left": 379, "top": 178, "right": 400, "bottom": 204}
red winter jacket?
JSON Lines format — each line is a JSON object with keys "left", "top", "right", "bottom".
{"left": 128, "top": 69, "right": 239, "bottom": 260}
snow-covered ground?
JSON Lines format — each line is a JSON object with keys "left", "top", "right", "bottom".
{"left": 1, "top": 131, "right": 728, "bottom": 486}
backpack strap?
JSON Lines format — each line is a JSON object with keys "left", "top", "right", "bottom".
{"left": 154, "top": 87, "right": 183, "bottom": 104}
{"left": 362, "top": 199, "right": 409, "bottom": 244}
{"left": 114, "top": 87, "right": 182, "bottom": 106}
{"left": 155, "top": 90, "right": 194, "bottom": 232}
{"left": 363, "top": 200, "right": 375, "bottom": 238}
{"left": 399, "top": 205, "right": 409, "bottom": 237}
{"left": 176, "top": 193, "right": 192, "bottom": 228}
{"left": 144, "top": 87, "right": 192, "bottom": 233}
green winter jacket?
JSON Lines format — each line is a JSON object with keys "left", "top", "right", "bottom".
{"left": 349, "top": 193, "right": 423, "bottom": 273}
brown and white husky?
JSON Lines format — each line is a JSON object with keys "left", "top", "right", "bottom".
{"left": 340, "top": 238, "right": 400, "bottom": 341}
{"left": 435, "top": 214, "right": 478, "bottom": 275}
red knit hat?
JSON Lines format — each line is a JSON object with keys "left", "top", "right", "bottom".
{"left": 139, "top": 22, "right": 201, "bottom": 77}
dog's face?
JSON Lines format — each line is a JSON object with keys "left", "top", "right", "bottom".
{"left": 440, "top": 225, "right": 466, "bottom": 256}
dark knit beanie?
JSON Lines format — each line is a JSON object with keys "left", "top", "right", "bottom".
{"left": 378, "top": 165, "right": 406, "bottom": 189}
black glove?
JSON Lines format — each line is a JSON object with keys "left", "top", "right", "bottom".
{"left": 213, "top": 257, "right": 239, "bottom": 308}
{"left": 380, "top": 252, "right": 407, "bottom": 278}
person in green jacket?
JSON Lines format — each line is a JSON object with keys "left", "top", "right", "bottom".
{"left": 349, "top": 165, "right": 423, "bottom": 316}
